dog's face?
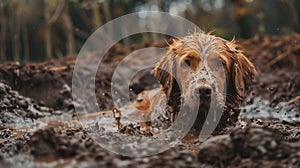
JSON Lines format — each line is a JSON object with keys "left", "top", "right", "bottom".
{"left": 154, "top": 32, "right": 256, "bottom": 129}
{"left": 173, "top": 43, "right": 226, "bottom": 107}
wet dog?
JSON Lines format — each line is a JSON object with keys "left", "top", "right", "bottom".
{"left": 134, "top": 31, "right": 256, "bottom": 133}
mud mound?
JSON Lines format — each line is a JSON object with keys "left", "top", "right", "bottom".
{"left": 0, "top": 59, "right": 114, "bottom": 112}
{"left": 241, "top": 33, "right": 300, "bottom": 72}
{"left": 263, "top": 120, "right": 300, "bottom": 142}
{"left": 0, "top": 82, "right": 54, "bottom": 123}
{"left": 198, "top": 127, "right": 300, "bottom": 167}
{"left": 27, "top": 127, "right": 201, "bottom": 167}
{"left": 0, "top": 155, "right": 10, "bottom": 167}
{"left": 251, "top": 71, "right": 300, "bottom": 105}
{"left": 0, "top": 40, "right": 168, "bottom": 112}
{"left": 0, "top": 60, "right": 75, "bottom": 110}
{"left": 30, "top": 127, "right": 86, "bottom": 158}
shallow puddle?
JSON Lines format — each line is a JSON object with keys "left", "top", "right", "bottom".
{"left": 242, "top": 97, "right": 300, "bottom": 121}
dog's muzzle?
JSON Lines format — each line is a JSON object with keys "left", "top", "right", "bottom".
{"left": 195, "top": 82, "right": 213, "bottom": 105}
{"left": 196, "top": 84, "right": 212, "bottom": 98}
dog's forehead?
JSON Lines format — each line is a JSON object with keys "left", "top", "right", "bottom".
{"left": 181, "top": 33, "right": 223, "bottom": 59}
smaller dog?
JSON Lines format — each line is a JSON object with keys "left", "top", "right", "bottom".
{"left": 134, "top": 31, "right": 256, "bottom": 134}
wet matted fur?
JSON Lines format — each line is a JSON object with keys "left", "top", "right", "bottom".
{"left": 136, "top": 31, "right": 256, "bottom": 132}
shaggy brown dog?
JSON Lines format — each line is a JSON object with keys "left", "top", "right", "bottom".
{"left": 134, "top": 32, "right": 256, "bottom": 133}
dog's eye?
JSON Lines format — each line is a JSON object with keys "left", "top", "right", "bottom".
{"left": 216, "top": 61, "right": 224, "bottom": 68}
{"left": 182, "top": 60, "right": 191, "bottom": 68}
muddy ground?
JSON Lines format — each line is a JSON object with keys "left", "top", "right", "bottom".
{"left": 0, "top": 34, "right": 299, "bottom": 168}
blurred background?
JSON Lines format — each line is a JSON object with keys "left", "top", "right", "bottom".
{"left": 0, "top": 0, "right": 299, "bottom": 62}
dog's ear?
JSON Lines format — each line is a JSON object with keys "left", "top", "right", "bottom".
{"left": 226, "top": 42, "right": 256, "bottom": 98}
{"left": 153, "top": 48, "right": 176, "bottom": 99}
{"left": 153, "top": 40, "right": 182, "bottom": 113}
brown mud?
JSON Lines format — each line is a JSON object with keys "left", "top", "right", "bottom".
{"left": 0, "top": 34, "right": 299, "bottom": 167}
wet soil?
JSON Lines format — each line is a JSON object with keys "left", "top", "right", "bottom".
{"left": 0, "top": 34, "right": 299, "bottom": 167}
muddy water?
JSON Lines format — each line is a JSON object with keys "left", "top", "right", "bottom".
{"left": 242, "top": 97, "right": 299, "bottom": 121}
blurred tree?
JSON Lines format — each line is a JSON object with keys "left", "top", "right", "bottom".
{"left": 231, "top": 0, "right": 257, "bottom": 38}
{"left": 60, "top": 4, "right": 75, "bottom": 56}
{"left": 9, "top": 0, "right": 22, "bottom": 61}
{"left": 19, "top": 1, "right": 30, "bottom": 61}
{"left": 91, "top": 0, "right": 102, "bottom": 31}
{"left": 0, "top": 0, "right": 299, "bottom": 62}
{"left": 284, "top": 0, "right": 300, "bottom": 33}
{"left": 43, "top": 0, "right": 65, "bottom": 59}
{"left": 102, "top": 0, "right": 112, "bottom": 39}
{"left": 0, "top": 1, "right": 7, "bottom": 61}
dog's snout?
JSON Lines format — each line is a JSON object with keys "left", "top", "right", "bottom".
{"left": 197, "top": 85, "right": 212, "bottom": 97}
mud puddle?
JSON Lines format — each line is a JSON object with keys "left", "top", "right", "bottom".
{"left": 242, "top": 97, "right": 299, "bottom": 121}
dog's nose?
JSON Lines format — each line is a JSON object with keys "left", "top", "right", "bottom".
{"left": 197, "top": 85, "right": 212, "bottom": 97}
